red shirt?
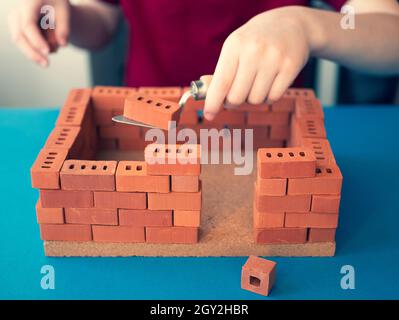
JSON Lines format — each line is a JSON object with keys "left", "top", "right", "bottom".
{"left": 101, "top": 0, "right": 345, "bottom": 87}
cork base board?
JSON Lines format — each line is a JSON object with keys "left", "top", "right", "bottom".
{"left": 44, "top": 151, "right": 335, "bottom": 257}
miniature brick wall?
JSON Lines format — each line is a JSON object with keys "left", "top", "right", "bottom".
{"left": 31, "top": 85, "right": 342, "bottom": 249}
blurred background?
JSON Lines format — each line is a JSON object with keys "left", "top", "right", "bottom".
{"left": 0, "top": 0, "right": 398, "bottom": 108}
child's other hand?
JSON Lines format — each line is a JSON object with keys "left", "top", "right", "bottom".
{"left": 8, "top": 0, "right": 71, "bottom": 67}
{"left": 204, "top": 6, "right": 314, "bottom": 120}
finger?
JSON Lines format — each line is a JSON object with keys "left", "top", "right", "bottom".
{"left": 204, "top": 37, "right": 239, "bottom": 120}
{"left": 268, "top": 67, "right": 299, "bottom": 103}
{"left": 247, "top": 67, "right": 278, "bottom": 105}
{"left": 54, "top": 1, "right": 71, "bottom": 46}
{"left": 225, "top": 50, "right": 258, "bottom": 108}
{"left": 16, "top": 33, "right": 48, "bottom": 67}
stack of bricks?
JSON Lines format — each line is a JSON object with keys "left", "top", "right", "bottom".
{"left": 31, "top": 88, "right": 202, "bottom": 244}
{"left": 254, "top": 96, "right": 343, "bottom": 245}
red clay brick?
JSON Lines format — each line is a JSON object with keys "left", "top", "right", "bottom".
{"left": 36, "top": 199, "right": 64, "bottom": 224}
{"left": 98, "top": 138, "right": 117, "bottom": 150}
{"left": 94, "top": 108, "right": 114, "bottom": 126}
{"left": 235, "top": 102, "right": 270, "bottom": 112}
{"left": 148, "top": 189, "right": 202, "bottom": 211}
{"left": 173, "top": 210, "right": 201, "bottom": 227}
{"left": 293, "top": 116, "right": 327, "bottom": 139}
{"left": 171, "top": 176, "right": 199, "bottom": 192}
{"left": 253, "top": 202, "right": 285, "bottom": 228}
{"left": 241, "top": 256, "right": 276, "bottom": 296}
{"left": 284, "top": 88, "right": 316, "bottom": 99}
{"left": 308, "top": 228, "right": 336, "bottom": 242}
{"left": 255, "top": 183, "right": 311, "bottom": 212}
{"left": 254, "top": 227, "right": 307, "bottom": 244}
{"left": 287, "top": 164, "right": 343, "bottom": 195}
{"left": 44, "top": 126, "right": 82, "bottom": 150}
{"left": 124, "top": 94, "right": 182, "bottom": 130}
{"left": 179, "top": 109, "right": 198, "bottom": 125}
{"left": 311, "top": 195, "right": 341, "bottom": 213}
{"left": 92, "top": 86, "right": 137, "bottom": 110}
{"left": 270, "top": 125, "right": 290, "bottom": 140}
{"left": 257, "top": 147, "right": 316, "bottom": 178}
{"left": 92, "top": 225, "right": 145, "bottom": 242}
{"left": 257, "top": 172, "right": 287, "bottom": 196}
{"left": 137, "top": 87, "right": 182, "bottom": 102}
{"left": 247, "top": 111, "right": 290, "bottom": 126}
{"left": 31, "top": 148, "right": 68, "bottom": 189}
{"left": 64, "top": 208, "right": 118, "bottom": 225}
{"left": 146, "top": 227, "right": 199, "bottom": 244}
{"left": 41, "top": 28, "right": 58, "bottom": 53}
{"left": 40, "top": 224, "right": 92, "bottom": 241}
{"left": 285, "top": 212, "right": 339, "bottom": 228}
{"left": 116, "top": 161, "right": 170, "bottom": 193}
{"left": 56, "top": 88, "right": 92, "bottom": 127}
{"left": 60, "top": 160, "right": 117, "bottom": 191}
{"left": 295, "top": 97, "right": 324, "bottom": 119}
{"left": 203, "top": 110, "right": 246, "bottom": 126}
{"left": 302, "top": 138, "right": 336, "bottom": 166}
{"left": 119, "top": 209, "right": 172, "bottom": 227}
{"left": 40, "top": 190, "right": 93, "bottom": 208}
{"left": 271, "top": 97, "right": 295, "bottom": 112}
{"left": 99, "top": 124, "right": 141, "bottom": 140}
{"left": 145, "top": 144, "right": 201, "bottom": 176}
{"left": 118, "top": 138, "right": 151, "bottom": 151}
{"left": 94, "top": 191, "right": 146, "bottom": 209}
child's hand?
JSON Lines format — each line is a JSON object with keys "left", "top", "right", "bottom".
{"left": 204, "top": 6, "right": 314, "bottom": 120}
{"left": 8, "top": 0, "right": 71, "bottom": 67}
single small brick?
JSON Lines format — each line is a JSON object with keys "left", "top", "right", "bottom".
{"left": 295, "top": 97, "right": 324, "bottom": 119}
{"left": 65, "top": 208, "right": 118, "bottom": 225}
{"left": 171, "top": 176, "right": 199, "bottom": 192}
{"left": 124, "top": 94, "right": 182, "bottom": 130}
{"left": 311, "top": 195, "right": 341, "bottom": 213}
{"left": 99, "top": 124, "right": 141, "bottom": 140}
{"left": 40, "top": 190, "right": 94, "bottom": 208}
{"left": 56, "top": 88, "right": 92, "bottom": 127}
{"left": 36, "top": 199, "right": 64, "bottom": 224}
{"left": 308, "top": 228, "right": 336, "bottom": 242}
{"left": 92, "top": 86, "right": 137, "bottom": 110}
{"left": 285, "top": 212, "right": 339, "bottom": 228}
{"left": 257, "top": 172, "right": 287, "bottom": 196}
{"left": 173, "top": 210, "right": 201, "bottom": 227}
{"left": 116, "top": 161, "right": 170, "bottom": 193}
{"left": 94, "top": 191, "right": 147, "bottom": 209}
{"left": 119, "top": 209, "right": 172, "bottom": 227}
{"left": 253, "top": 199, "right": 285, "bottom": 228}
{"left": 145, "top": 144, "right": 201, "bottom": 176}
{"left": 254, "top": 227, "right": 307, "bottom": 244}
{"left": 31, "top": 148, "right": 69, "bottom": 189}
{"left": 302, "top": 138, "right": 336, "bottom": 166}
{"left": 60, "top": 160, "right": 117, "bottom": 191}
{"left": 146, "top": 227, "right": 199, "bottom": 244}
{"left": 255, "top": 185, "right": 311, "bottom": 212}
{"left": 92, "top": 225, "right": 145, "bottom": 242}
{"left": 40, "top": 224, "right": 92, "bottom": 241}
{"left": 241, "top": 256, "right": 276, "bottom": 296}
{"left": 257, "top": 147, "right": 316, "bottom": 178}
{"left": 247, "top": 111, "right": 290, "bottom": 126}
{"left": 287, "top": 164, "right": 343, "bottom": 195}
{"left": 148, "top": 190, "right": 202, "bottom": 211}
{"left": 137, "top": 87, "right": 182, "bottom": 102}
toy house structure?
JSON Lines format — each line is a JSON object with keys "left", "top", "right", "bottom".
{"left": 31, "top": 87, "right": 342, "bottom": 257}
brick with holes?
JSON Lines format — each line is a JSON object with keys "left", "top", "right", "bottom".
{"left": 311, "top": 195, "right": 341, "bottom": 213}
{"left": 295, "top": 97, "right": 324, "bottom": 119}
{"left": 60, "top": 160, "right": 117, "bottom": 191}
{"left": 171, "top": 175, "right": 199, "bottom": 192}
{"left": 116, "top": 161, "right": 170, "bottom": 193}
{"left": 287, "top": 164, "right": 343, "bottom": 195}
{"left": 302, "top": 138, "right": 336, "bottom": 166}
{"left": 146, "top": 226, "right": 199, "bottom": 244}
{"left": 254, "top": 227, "right": 307, "bottom": 244}
{"left": 65, "top": 208, "right": 118, "bottom": 225}
{"left": 94, "top": 191, "right": 146, "bottom": 209}
{"left": 137, "top": 87, "right": 182, "bottom": 102}
{"left": 308, "top": 228, "right": 336, "bottom": 242}
{"left": 145, "top": 144, "right": 201, "bottom": 176}
{"left": 173, "top": 210, "right": 201, "bottom": 227}
{"left": 247, "top": 111, "right": 290, "bottom": 126}
{"left": 40, "top": 224, "right": 92, "bottom": 241}
{"left": 92, "top": 225, "right": 145, "bottom": 242}
{"left": 92, "top": 86, "right": 137, "bottom": 110}
{"left": 119, "top": 209, "right": 172, "bottom": 227}
{"left": 292, "top": 116, "right": 327, "bottom": 139}
{"left": 31, "top": 148, "right": 69, "bottom": 189}
{"left": 285, "top": 212, "right": 339, "bottom": 228}
{"left": 257, "top": 147, "right": 316, "bottom": 178}
{"left": 44, "top": 126, "right": 82, "bottom": 158}
{"left": 241, "top": 256, "right": 276, "bottom": 296}
{"left": 36, "top": 199, "right": 64, "bottom": 224}
{"left": 124, "top": 94, "right": 182, "bottom": 130}
{"left": 40, "top": 190, "right": 94, "bottom": 208}
{"left": 148, "top": 189, "right": 202, "bottom": 211}
{"left": 284, "top": 88, "right": 316, "bottom": 99}
{"left": 56, "top": 89, "right": 92, "bottom": 127}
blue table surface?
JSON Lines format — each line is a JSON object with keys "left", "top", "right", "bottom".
{"left": 0, "top": 106, "right": 398, "bottom": 300}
